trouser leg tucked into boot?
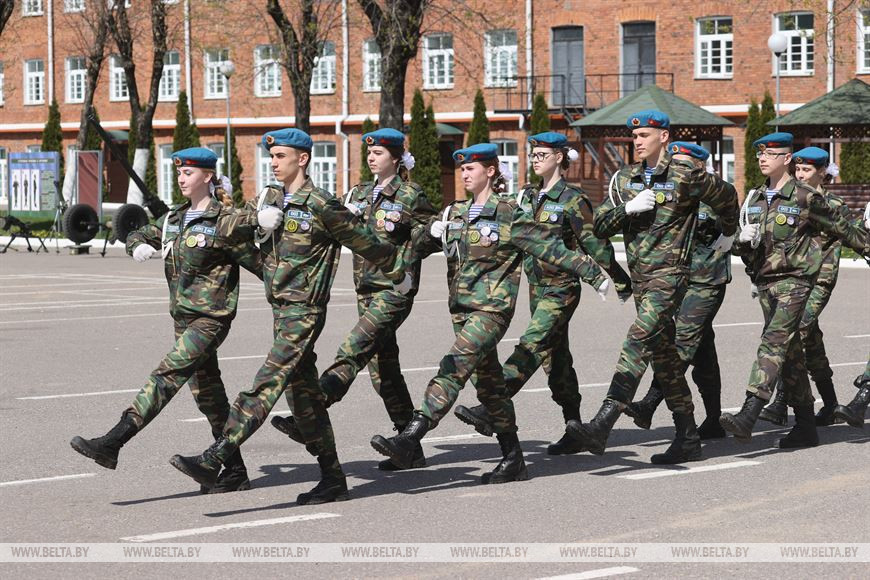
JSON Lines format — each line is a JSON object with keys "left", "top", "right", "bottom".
{"left": 697, "top": 389, "right": 726, "bottom": 439}
{"left": 813, "top": 378, "right": 839, "bottom": 426}
{"left": 481, "top": 432, "right": 528, "bottom": 484}
{"left": 209, "top": 448, "right": 251, "bottom": 493}
{"left": 547, "top": 406, "right": 586, "bottom": 455}
{"left": 833, "top": 385, "right": 870, "bottom": 429}
{"left": 758, "top": 384, "right": 788, "bottom": 426}
{"left": 296, "top": 453, "right": 349, "bottom": 505}
{"left": 377, "top": 422, "right": 427, "bottom": 471}
{"left": 70, "top": 414, "right": 139, "bottom": 470}
{"left": 169, "top": 437, "right": 229, "bottom": 489}
{"left": 777, "top": 405, "right": 820, "bottom": 448}
{"left": 719, "top": 393, "right": 766, "bottom": 443}
{"left": 650, "top": 413, "right": 702, "bottom": 464}
{"left": 566, "top": 399, "right": 621, "bottom": 455}
{"left": 625, "top": 384, "right": 664, "bottom": 430}
{"left": 370, "top": 413, "right": 431, "bottom": 470}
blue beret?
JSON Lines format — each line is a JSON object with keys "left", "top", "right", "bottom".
{"left": 528, "top": 132, "right": 568, "bottom": 148}
{"left": 792, "top": 146, "right": 829, "bottom": 167}
{"left": 627, "top": 109, "right": 670, "bottom": 129}
{"left": 363, "top": 128, "right": 405, "bottom": 149}
{"left": 753, "top": 132, "right": 793, "bottom": 150}
{"left": 171, "top": 147, "right": 218, "bottom": 170}
{"left": 262, "top": 128, "right": 313, "bottom": 152}
{"left": 453, "top": 143, "right": 498, "bottom": 164}
{"left": 669, "top": 142, "right": 710, "bottom": 161}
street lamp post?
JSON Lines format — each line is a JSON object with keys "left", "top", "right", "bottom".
{"left": 220, "top": 61, "right": 236, "bottom": 184}
{"left": 767, "top": 33, "right": 787, "bottom": 131}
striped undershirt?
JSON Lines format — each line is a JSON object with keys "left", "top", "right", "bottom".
{"left": 537, "top": 190, "right": 548, "bottom": 204}
{"left": 372, "top": 184, "right": 385, "bottom": 204}
{"left": 183, "top": 210, "right": 204, "bottom": 227}
{"left": 643, "top": 166, "right": 655, "bottom": 186}
{"left": 765, "top": 188, "right": 778, "bottom": 205}
{"left": 468, "top": 204, "right": 485, "bottom": 222}
{"left": 283, "top": 190, "right": 292, "bottom": 207}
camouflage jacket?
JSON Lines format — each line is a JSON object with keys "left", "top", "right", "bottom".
{"left": 417, "top": 193, "right": 606, "bottom": 326}
{"left": 126, "top": 197, "right": 262, "bottom": 321}
{"left": 517, "top": 179, "right": 630, "bottom": 294}
{"left": 345, "top": 175, "right": 437, "bottom": 296}
{"left": 593, "top": 154, "right": 738, "bottom": 285}
{"left": 814, "top": 188, "right": 849, "bottom": 289}
{"left": 234, "top": 178, "right": 402, "bottom": 317}
{"left": 734, "top": 178, "right": 870, "bottom": 289}
{"left": 689, "top": 200, "right": 732, "bottom": 286}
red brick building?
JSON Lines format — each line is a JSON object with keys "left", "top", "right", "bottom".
{"left": 1, "top": 0, "right": 867, "bottom": 206}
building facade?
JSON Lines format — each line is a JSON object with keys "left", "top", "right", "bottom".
{"left": 1, "top": 0, "right": 868, "bottom": 206}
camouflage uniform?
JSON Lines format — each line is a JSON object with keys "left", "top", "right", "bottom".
{"left": 210, "top": 179, "right": 403, "bottom": 467}
{"left": 414, "top": 193, "right": 607, "bottom": 433}
{"left": 124, "top": 197, "right": 262, "bottom": 437}
{"left": 502, "top": 179, "right": 631, "bottom": 418}
{"left": 319, "top": 176, "right": 436, "bottom": 426}
{"left": 734, "top": 178, "right": 870, "bottom": 404}
{"left": 593, "top": 155, "right": 738, "bottom": 413}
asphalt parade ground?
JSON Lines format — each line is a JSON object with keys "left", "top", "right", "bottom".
{"left": 0, "top": 248, "right": 868, "bottom": 578}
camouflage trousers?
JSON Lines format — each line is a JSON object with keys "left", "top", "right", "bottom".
{"left": 319, "top": 290, "right": 415, "bottom": 426}
{"left": 217, "top": 312, "right": 335, "bottom": 461}
{"left": 126, "top": 316, "right": 231, "bottom": 439}
{"left": 747, "top": 279, "right": 814, "bottom": 406}
{"left": 799, "top": 284, "right": 834, "bottom": 384}
{"left": 419, "top": 312, "right": 517, "bottom": 433}
{"left": 649, "top": 283, "right": 726, "bottom": 397}
{"left": 606, "top": 274, "right": 695, "bottom": 414}
{"left": 858, "top": 354, "right": 870, "bottom": 386}
{"left": 502, "top": 283, "right": 582, "bottom": 414}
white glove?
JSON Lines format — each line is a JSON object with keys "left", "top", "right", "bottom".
{"left": 132, "top": 244, "right": 156, "bottom": 262}
{"left": 430, "top": 220, "right": 447, "bottom": 238}
{"left": 394, "top": 272, "right": 414, "bottom": 295}
{"left": 750, "top": 283, "right": 759, "bottom": 299}
{"left": 624, "top": 189, "right": 656, "bottom": 215}
{"left": 710, "top": 233, "right": 735, "bottom": 253}
{"left": 739, "top": 224, "right": 760, "bottom": 243}
{"left": 596, "top": 278, "right": 610, "bottom": 301}
{"left": 257, "top": 206, "right": 284, "bottom": 231}
{"left": 344, "top": 202, "right": 361, "bottom": 216}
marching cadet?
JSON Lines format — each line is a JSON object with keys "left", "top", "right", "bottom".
{"left": 627, "top": 142, "right": 732, "bottom": 440}
{"left": 169, "top": 129, "right": 410, "bottom": 504}
{"left": 834, "top": 357, "right": 870, "bottom": 428}
{"left": 451, "top": 131, "right": 632, "bottom": 455}
{"left": 71, "top": 147, "right": 262, "bottom": 493}
{"left": 758, "top": 147, "right": 850, "bottom": 427}
{"left": 370, "top": 143, "right": 608, "bottom": 483}
{"left": 567, "top": 111, "right": 738, "bottom": 465}
{"left": 271, "top": 128, "right": 437, "bottom": 471}
{"left": 722, "top": 133, "right": 870, "bottom": 447}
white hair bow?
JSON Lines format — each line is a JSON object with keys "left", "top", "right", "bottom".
{"left": 401, "top": 151, "right": 416, "bottom": 170}
{"left": 499, "top": 160, "right": 513, "bottom": 182}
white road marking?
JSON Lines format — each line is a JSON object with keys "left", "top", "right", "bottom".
{"left": 537, "top": 567, "right": 640, "bottom": 580}
{"left": 423, "top": 433, "right": 484, "bottom": 443}
{"left": 0, "top": 473, "right": 96, "bottom": 487}
{"left": 618, "top": 460, "right": 761, "bottom": 480}
{"left": 712, "top": 322, "right": 762, "bottom": 328}
{"left": 17, "top": 388, "right": 140, "bottom": 400}
{"left": 0, "top": 306, "right": 273, "bottom": 325}
{"left": 844, "top": 334, "right": 870, "bottom": 339}
{"left": 359, "top": 365, "right": 439, "bottom": 376}
{"left": 523, "top": 383, "right": 609, "bottom": 393}
{"left": 180, "top": 410, "right": 292, "bottom": 423}
{"left": 218, "top": 354, "right": 265, "bottom": 362}
{"left": 830, "top": 361, "right": 867, "bottom": 367}
{"left": 500, "top": 337, "right": 520, "bottom": 343}
{"left": 120, "top": 513, "right": 341, "bottom": 542}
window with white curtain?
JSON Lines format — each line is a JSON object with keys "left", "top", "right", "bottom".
{"left": 484, "top": 30, "right": 517, "bottom": 87}
{"left": 22, "top": 0, "right": 44, "bottom": 16}
{"left": 207, "top": 143, "right": 226, "bottom": 178}
{"left": 257, "top": 145, "right": 280, "bottom": 191}
{"left": 859, "top": 9, "right": 870, "bottom": 73}
{"left": 64, "top": 0, "right": 85, "bottom": 12}
{"left": 158, "top": 145, "right": 175, "bottom": 203}
{"left": 493, "top": 140, "right": 519, "bottom": 194}
{"left": 24, "top": 59, "right": 45, "bottom": 104}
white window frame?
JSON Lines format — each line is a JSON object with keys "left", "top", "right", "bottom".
{"left": 858, "top": 9, "right": 870, "bottom": 74}
{"left": 65, "top": 56, "right": 86, "bottom": 103}
{"left": 0, "top": 62, "right": 4, "bottom": 106}
{"left": 158, "top": 145, "right": 175, "bottom": 203}
{"left": 362, "top": 39, "right": 381, "bottom": 92}
{"left": 24, "top": 59, "right": 45, "bottom": 105}
{"left": 22, "top": 0, "right": 44, "bottom": 16}
{"left": 0, "top": 147, "right": 8, "bottom": 203}
{"left": 27, "top": 145, "right": 42, "bottom": 152}
{"left": 109, "top": 55, "right": 129, "bottom": 101}
{"left": 423, "top": 33, "right": 454, "bottom": 90}
{"left": 254, "top": 45, "right": 282, "bottom": 97}
{"left": 695, "top": 17, "right": 733, "bottom": 79}
{"left": 484, "top": 29, "right": 518, "bottom": 88}
{"left": 493, "top": 139, "right": 519, "bottom": 194}
{"left": 159, "top": 50, "right": 180, "bottom": 102}
{"left": 64, "top": 0, "right": 85, "bottom": 12}
{"left": 204, "top": 48, "right": 230, "bottom": 99}
{"left": 773, "top": 12, "right": 814, "bottom": 76}
{"left": 310, "top": 41, "right": 336, "bottom": 95}
{"left": 257, "top": 145, "right": 280, "bottom": 191}
{"left": 207, "top": 143, "right": 226, "bottom": 178}
{"left": 310, "top": 142, "right": 337, "bottom": 193}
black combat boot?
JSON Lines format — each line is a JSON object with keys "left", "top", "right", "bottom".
{"left": 70, "top": 414, "right": 139, "bottom": 470}
{"left": 719, "top": 393, "right": 766, "bottom": 443}
{"left": 454, "top": 404, "right": 494, "bottom": 437}
{"left": 565, "top": 399, "right": 621, "bottom": 455}
{"left": 270, "top": 415, "right": 305, "bottom": 445}
{"left": 547, "top": 406, "right": 586, "bottom": 455}
{"left": 370, "top": 413, "right": 431, "bottom": 469}
{"left": 296, "top": 453, "right": 349, "bottom": 505}
{"left": 697, "top": 389, "right": 726, "bottom": 439}
{"left": 169, "top": 437, "right": 230, "bottom": 489}
{"left": 625, "top": 385, "right": 664, "bottom": 430}
{"left": 650, "top": 413, "right": 703, "bottom": 464}
{"left": 758, "top": 386, "right": 788, "bottom": 426}
{"left": 378, "top": 422, "right": 426, "bottom": 471}
{"left": 813, "top": 378, "right": 839, "bottom": 426}
{"left": 209, "top": 449, "right": 251, "bottom": 493}
{"left": 777, "top": 405, "right": 820, "bottom": 448}
{"left": 833, "top": 385, "right": 870, "bottom": 429}
{"left": 481, "top": 432, "right": 528, "bottom": 484}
